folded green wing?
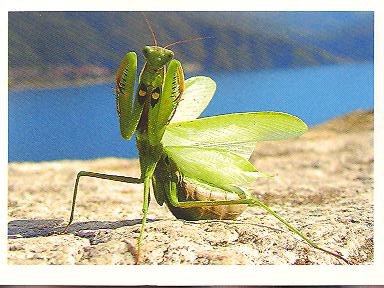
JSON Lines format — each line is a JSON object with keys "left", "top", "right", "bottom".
{"left": 164, "top": 146, "right": 267, "bottom": 194}
{"left": 170, "top": 76, "right": 216, "bottom": 123}
{"left": 163, "top": 112, "right": 308, "bottom": 159}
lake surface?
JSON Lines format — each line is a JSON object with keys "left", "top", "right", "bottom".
{"left": 9, "top": 63, "right": 374, "bottom": 162}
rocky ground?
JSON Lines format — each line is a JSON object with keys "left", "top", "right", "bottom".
{"left": 8, "top": 110, "right": 374, "bottom": 265}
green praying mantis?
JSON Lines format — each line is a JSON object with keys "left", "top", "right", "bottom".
{"left": 63, "top": 16, "right": 350, "bottom": 264}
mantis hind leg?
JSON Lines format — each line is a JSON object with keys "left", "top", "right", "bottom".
{"left": 63, "top": 171, "right": 142, "bottom": 232}
{"left": 166, "top": 181, "right": 350, "bottom": 264}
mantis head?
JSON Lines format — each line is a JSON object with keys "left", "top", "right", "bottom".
{"left": 142, "top": 46, "right": 174, "bottom": 68}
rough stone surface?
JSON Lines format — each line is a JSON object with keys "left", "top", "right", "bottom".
{"left": 8, "top": 110, "right": 373, "bottom": 265}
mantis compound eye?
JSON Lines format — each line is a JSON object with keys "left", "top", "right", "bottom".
{"left": 142, "top": 46, "right": 151, "bottom": 58}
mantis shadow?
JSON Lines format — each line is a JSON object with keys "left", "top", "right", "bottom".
{"left": 8, "top": 218, "right": 159, "bottom": 239}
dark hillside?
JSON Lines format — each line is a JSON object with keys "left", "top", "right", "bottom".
{"left": 8, "top": 11, "right": 373, "bottom": 89}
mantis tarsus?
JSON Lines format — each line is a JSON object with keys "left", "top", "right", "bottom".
{"left": 63, "top": 15, "right": 350, "bottom": 265}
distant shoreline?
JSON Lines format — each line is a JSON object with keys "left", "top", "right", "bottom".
{"left": 9, "top": 61, "right": 373, "bottom": 92}
{"left": 8, "top": 62, "right": 204, "bottom": 92}
{"left": 8, "top": 75, "right": 115, "bottom": 92}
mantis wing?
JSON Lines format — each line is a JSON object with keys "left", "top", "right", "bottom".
{"left": 164, "top": 146, "right": 267, "bottom": 195}
{"left": 170, "top": 76, "right": 216, "bottom": 123}
{"left": 163, "top": 112, "right": 308, "bottom": 159}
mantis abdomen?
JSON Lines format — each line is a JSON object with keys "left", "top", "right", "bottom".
{"left": 152, "top": 153, "right": 248, "bottom": 221}
{"left": 166, "top": 177, "right": 248, "bottom": 221}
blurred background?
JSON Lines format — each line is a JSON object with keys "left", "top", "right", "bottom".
{"left": 8, "top": 11, "right": 374, "bottom": 162}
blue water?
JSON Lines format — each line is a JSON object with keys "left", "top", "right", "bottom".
{"left": 9, "top": 63, "right": 374, "bottom": 162}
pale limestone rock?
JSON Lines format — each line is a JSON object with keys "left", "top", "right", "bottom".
{"left": 8, "top": 110, "right": 373, "bottom": 265}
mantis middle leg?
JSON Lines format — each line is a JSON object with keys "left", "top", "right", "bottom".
{"left": 63, "top": 171, "right": 142, "bottom": 232}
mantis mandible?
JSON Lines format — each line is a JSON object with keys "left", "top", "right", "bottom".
{"left": 63, "top": 15, "right": 350, "bottom": 264}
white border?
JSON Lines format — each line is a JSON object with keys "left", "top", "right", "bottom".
{"left": 3, "top": 0, "right": 382, "bottom": 12}
{"left": 374, "top": 0, "right": 384, "bottom": 273}
{"left": 2, "top": 0, "right": 383, "bottom": 285}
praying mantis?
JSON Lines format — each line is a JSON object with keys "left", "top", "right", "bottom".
{"left": 63, "top": 15, "right": 350, "bottom": 264}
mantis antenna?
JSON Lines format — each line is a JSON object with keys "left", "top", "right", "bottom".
{"left": 141, "top": 12, "right": 158, "bottom": 46}
{"left": 164, "top": 36, "right": 214, "bottom": 48}
{"left": 141, "top": 12, "right": 212, "bottom": 49}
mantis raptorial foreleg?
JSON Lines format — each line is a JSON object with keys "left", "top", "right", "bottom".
{"left": 63, "top": 171, "right": 142, "bottom": 232}
{"left": 115, "top": 52, "right": 140, "bottom": 140}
